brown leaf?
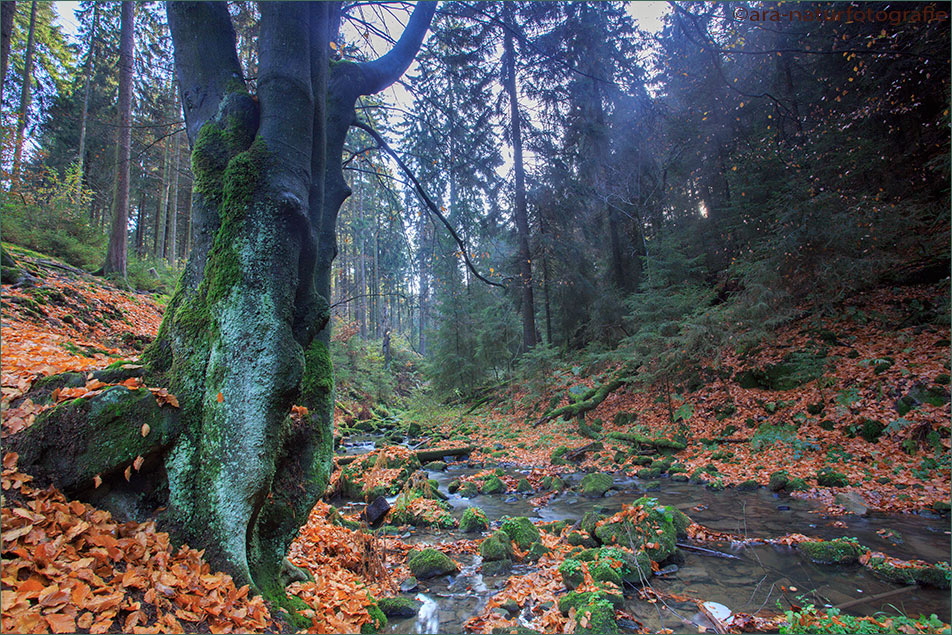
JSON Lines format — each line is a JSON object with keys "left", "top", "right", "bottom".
{"left": 45, "top": 612, "right": 76, "bottom": 634}
{"left": 141, "top": 423, "right": 150, "bottom": 437}
{"left": 133, "top": 455, "right": 144, "bottom": 472}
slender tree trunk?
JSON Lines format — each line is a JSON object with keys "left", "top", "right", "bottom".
{"left": 1, "top": 1, "right": 17, "bottom": 107}
{"left": 76, "top": 2, "right": 99, "bottom": 210}
{"left": 134, "top": 192, "right": 144, "bottom": 256}
{"left": 155, "top": 101, "right": 171, "bottom": 259}
{"left": 501, "top": 2, "right": 536, "bottom": 350}
{"left": 103, "top": 1, "right": 134, "bottom": 277}
{"left": 168, "top": 127, "right": 181, "bottom": 264}
{"left": 12, "top": 0, "right": 37, "bottom": 180}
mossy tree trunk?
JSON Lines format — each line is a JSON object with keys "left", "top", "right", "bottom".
{"left": 6, "top": 0, "right": 434, "bottom": 620}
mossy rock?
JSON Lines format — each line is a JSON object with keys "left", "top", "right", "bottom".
{"left": 736, "top": 479, "right": 760, "bottom": 492}
{"left": 459, "top": 481, "right": 480, "bottom": 498}
{"left": 480, "top": 531, "right": 513, "bottom": 561}
{"left": 501, "top": 517, "right": 540, "bottom": 550}
{"left": 567, "top": 531, "right": 596, "bottom": 548}
{"left": 671, "top": 509, "right": 692, "bottom": 539}
{"left": 867, "top": 556, "right": 951, "bottom": 589}
{"left": 361, "top": 603, "right": 387, "bottom": 634}
{"left": 787, "top": 477, "right": 808, "bottom": 491}
{"left": 798, "top": 538, "right": 863, "bottom": 565}
{"left": 551, "top": 446, "right": 569, "bottom": 465}
{"left": 459, "top": 507, "right": 489, "bottom": 533}
{"left": 541, "top": 520, "right": 568, "bottom": 535}
{"left": 579, "top": 472, "right": 613, "bottom": 497}
{"left": 735, "top": 348, "right": 827, "bottom": 391}
{"left": 670, "top": 473, "right": 689, "bottom": 482}
{"left": 636, "top": 467, "right": 662, "bottom": 479}
{"left": 8, "top": 385, "right": 182, "bottom": 498}
{"left": 526, "top": 541, "right": 550, "bottom": 562}
{"left": 594, "top": 497, "right": 677, "bottom": 562}
{"left": 377, "top": 596, "right": 421, "bottom": 618}
{"left": 407, "top": 548, "right": 458, "bottom": 579}
{"left": 516, "top": 477, "right": 533, "bottom": 493}
{"left": 424, "top": 460, "right": 447, "bottom": 471}
{"left": 575, "top": 597, "right": 619, "bottom": 635}
{"left": 579, "top": 546, "right": 652, "bottom": 586}
{"left": 579, "top": 511, "right": 604, "bottom": 538}
{"left": 816, "top": 468, "right": 850, "bottom": 487}
{"left": 558, "top": 590, "right": 624, "bottom": 616}
{"left": 629, "top": 455, "right": 653, "bottom": 467}
{"left": 859, "top": 419, "right": 886, "bottom": 443}
{"left": 558, "top": 558, "right": 585, "bottom": 590}
{"left": 481, "top": 474, "right": 506, "bottom": 495}
{"left": 448, "top": 479, "right": 461, "bottom": 494}
{"left": 768, "top": 470, "right": 789, "bottom": 492}
{"left": 481, "top": 559, "right": 512, "bottom": 576}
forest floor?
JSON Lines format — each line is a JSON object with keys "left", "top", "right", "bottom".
{"left": 1, "top": 245, "right": 950, "bottom": 634}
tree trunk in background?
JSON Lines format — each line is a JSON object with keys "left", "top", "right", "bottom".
{"left": 168, "top": 127, "right": 181, "bottom": 263}
{"left": 76, "top": 2, "right": 99, "bottom": 210}
{"left": 102, "top": 1, "right": 134, "bottom": 277}
{"left": 501, "top": 3, "right": 536, "bottom": 350}
{"left": 12, "top": 0, "right": 37, "bottom": 180}
{"left": 1, "top": 2, "right": 16, "bottom": 107}
{"left": 155, "top": 100, "right": 171, "bottom": 259}
{"left": 134, "top": 192, "right": 144, "bottom": 256}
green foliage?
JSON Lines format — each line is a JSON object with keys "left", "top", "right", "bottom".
{"left": 751, "top": 423, "right": 819, "bottom": 455}
{"left": 782, "top": 605, "right": 949, "bottom": 634}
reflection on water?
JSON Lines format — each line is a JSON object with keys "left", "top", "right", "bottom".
{"left": 335, "top": 441, "right": 950, "bottom": 633}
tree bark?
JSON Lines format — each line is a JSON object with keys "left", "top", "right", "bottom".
{"left": 12, "top": 0, "right": 37, "bottom": 180}
{"left": 501, "top": 1, "right": 537, "bottom": 350}
{"left": 0, "top": 0, "right": 14, "bottom": 103}
{"left": 103, "top": 1, "right": 134, "bottom": 277}
{"left": 155, "top": 123, "right": 170, "bottom": 259}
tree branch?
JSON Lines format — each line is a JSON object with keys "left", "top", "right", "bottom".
{"left": 357, "top": 1, "right": 436, "bottom": 96}
{"left": 166, "top": 2, "right": 244, "bottom": 145}
{"left": 352, "top": 119, "right": 506, "bottom": 290}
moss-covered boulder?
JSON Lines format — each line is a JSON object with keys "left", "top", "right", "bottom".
{"left": 407, "top": 548, "right": 458, "bottom": 579}
{"left": 501, "top": 516, "right": 540, "bottom": 550}
{"left": 516, "top": 477, "right": 533, "bottom": 493}
{"left": 551, "top": 446, "right": 569, "bottom": 465}
{"left": 575, "top": 597, "right": 619, "bottom": 635}
{"left": 526, "top": 541, "right": 550, "bottom": 562}
{"left": 481, "top": 474, "right": 506, "bottom": 495}
{"left": 541, "top": 520, "right": 568, "bottom": 535}
{"left": 579, "top": 510, "right": 604, "bottom": 539}
{"left": 866, "top": 557, "right": 951, "bottom": 589}
{"left": 361, "top": 602, "right": 387, "bottom": 634}
{"left": 768, "top": 470, "right": 789, "bottom": 492}
{"left": 594, "top": 497, "right": 678, "bottom": 562}
{"left": 798, "top": 538, "right": 864, "bottom": 565}
{"left": 7, "top": 386, "right": 182, "bottom": 499}
{"left": 736, "top": 479, "right": 760, "bottom": 491}
{"left": 377, "top": 596, "right": 422, "bottom": 618}
{"left": 480, "top": 531, "right": 514, "bottom": 561}
{"left": 735, "top": 349, "right": 827, "bottom": 391}
{"left": 459, "top": 481, "right": 480, "bottom": 498}
{"left": 459, "top": 507, "right": 489, "bottom": 533}
{"left": 559, "top": 558, "right": 585, "bottom": 589}
{"left": 567, "top": 531, "right": 596, "bottom": 548}
{"left": 579, "top": 473, "right": 612, "bottom": 497}
{"left": 424, "top": 460, "right": 447, "bottom": 471}
{"left": 557, "top": 590, "right": 624, "bottom": 616}
{"left": 816, "top": 468, "right": 849, "bottom": 487}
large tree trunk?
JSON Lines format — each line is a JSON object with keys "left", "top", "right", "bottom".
{"left": 103, "top": 1, "right": 134, "bottom": 277}
{"left": 12, "top": 0, "right": 37, "bottom": 180}
{"left": 501, "top": 2, "right": 537, "bottom": 350}
{"left": 10, "top": 2, "right": 434, "bottom": 623}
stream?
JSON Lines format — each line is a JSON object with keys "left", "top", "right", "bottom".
{"left": 332, "top": 433, "right": 951, "bottom": 634}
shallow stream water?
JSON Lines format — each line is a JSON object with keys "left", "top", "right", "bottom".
{"left": 334, "top": 435, "right": 951, "bottom": 633}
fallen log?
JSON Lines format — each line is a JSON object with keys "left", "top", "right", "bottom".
{"left": 833, "top": 585, "right": 914, "bottom": 610}
{"left": 565, "top": 442, "right": 601, "bottom": 461}
{"left": 335, "top": 445, "right": 474, "bottom": 466}
{"left": 534, "top": 376, "right": 630, "bottom": 426}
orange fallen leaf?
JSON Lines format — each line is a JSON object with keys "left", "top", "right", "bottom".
{"left": 216, "top": 391, "right": 224, "bottom": 403}
{"left": 133, "top": 455, "right": 144, "bottom": 471}
{"left": 141, "top": 423, "right": 150, "bottom": 437}
{"left": 124, "top": 465, "right": 132, "bottom": 481}
{"left": 93, "top": 474, "right": 102, "bottom": 488}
